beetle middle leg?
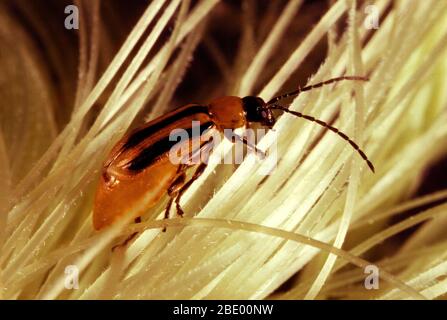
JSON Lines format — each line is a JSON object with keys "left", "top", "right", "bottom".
{"left": 174, "top": 161, "right": 208, "bottom": 217}
{"left": 163, "top": 137, "right": 214, "bottom": 229}
{"left": 174, "top": 136, "right": 214, "bottom": 217}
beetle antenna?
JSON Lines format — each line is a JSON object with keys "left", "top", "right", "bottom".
{"left": 268, "top": 104, "right": 375, "bottom": 173}
{"left": 266, "top": 76, "right": 369, "bottom": 105}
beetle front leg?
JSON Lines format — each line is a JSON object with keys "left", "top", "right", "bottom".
{"left": 224, "top": 131, "right": 267, "bottom": 159}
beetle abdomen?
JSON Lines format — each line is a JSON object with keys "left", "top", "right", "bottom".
{"left": 93, "top": 158, "right": 178, "bottom": 230}
{"left": 93, "top": 104, "right": 216, "bottom": 230}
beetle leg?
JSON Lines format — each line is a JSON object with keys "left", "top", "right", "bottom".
{"left": 161, "top": 198, "right": 175, "bottom": 232}
{"left": 163, "top": 138, "right": 214, "bottom": 230}
{"left": 164, "top": 197, "right": 175, "bottom": 220}
{"left": 224, "top": 131, "right": 267, "bottom": 159}
{"left": 175, "top": 162, "right": 208, "bottom": 217}
{"left": 184, "top": 135, "right": 214, "bottom": 166}
{"left": 112, "top": 217, "right": 142, "bottom": 251}
{"left": 242, "top": 136, "right": 267, "bottom": 159}
{"left": 168, "top": 171, "right": 187, "bottom": 198}
{"left": 163, "top": 169, "right": 188, "bottom": 231}
{"left": 174, "top": 136, "right": 214, "bottom": 215}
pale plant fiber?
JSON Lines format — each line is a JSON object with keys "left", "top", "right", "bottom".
{"left": 1, "top": 0, "right": 447, "bottom": 299}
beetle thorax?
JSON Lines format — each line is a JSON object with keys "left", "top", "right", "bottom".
{"left": 208, "top": 96, "right": 246, "bottom": 130}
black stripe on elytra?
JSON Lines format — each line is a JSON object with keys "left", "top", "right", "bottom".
{"left": 123, "top": 105, "right": 210, "bottom": 150}
{"left": 127, "top": 121, "right": 214, "bottom": 172}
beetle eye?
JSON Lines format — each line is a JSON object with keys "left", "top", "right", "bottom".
{"left": 261, "top": 111, "right": 267, "bottom": 118}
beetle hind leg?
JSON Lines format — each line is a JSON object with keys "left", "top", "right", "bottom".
{"left": 112, "top": 217, "right": 142, "bottom": 251}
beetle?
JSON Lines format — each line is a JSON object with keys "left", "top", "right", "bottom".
{"left": 93, "top": 76, "right": 374, "bottom": 231}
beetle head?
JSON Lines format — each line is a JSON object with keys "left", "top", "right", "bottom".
{"left": 242, "top": 96, "right": 275, "bottom": 129}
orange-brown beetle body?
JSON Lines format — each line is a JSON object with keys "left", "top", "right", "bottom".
{"left": 93, "top": 77, "right": 374, "bottom": 231}
{"left": 94, "top": 97, "right": 246, "bottom": 230}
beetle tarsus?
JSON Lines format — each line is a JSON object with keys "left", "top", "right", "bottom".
{"left": 111, "top": 217, "right": 142, "bottom": 250}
